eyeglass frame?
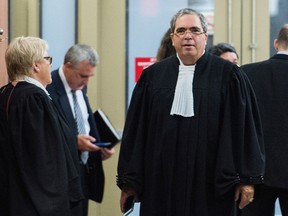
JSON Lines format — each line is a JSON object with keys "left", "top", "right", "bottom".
{"left": 171, "top": 27, "right": 206, "bottom": 38}
{"left": 43, "top": 56, "right": 53, "bottom": 64}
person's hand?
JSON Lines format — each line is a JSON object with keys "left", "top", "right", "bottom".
{"left": 77, "top": 134, "right": 101, "bottom": 152}
{"left": 235, "top": 184, "right": 255, "bottom": 209}
{"left": 120, "top": 186, "right": 138, "bottom": 213}
{"left": 100, "top": 147, "right": 115, "bottom": 160}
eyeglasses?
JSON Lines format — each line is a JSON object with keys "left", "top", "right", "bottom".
{"left": 43, "top": 56, "right": 53, "bottom": 64}
{"left": 172, "top": 27, "right": 206, "bottom": 38}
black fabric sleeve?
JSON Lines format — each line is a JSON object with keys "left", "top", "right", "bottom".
{"left": 117, "top": 71, "right": 151, "bottom": 197}
{"left": 215, "top": 67, "right": 265, "bottom": 197}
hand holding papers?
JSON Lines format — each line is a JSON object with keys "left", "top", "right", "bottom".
{"left": 93, "top": 109, "right": 121, "bottom": 149}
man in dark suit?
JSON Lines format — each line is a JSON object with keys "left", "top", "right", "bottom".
{"left": 241, "top": 24, "right": 288, "bottom": 216}
{"left": 47, "top": 44, "right": 114, "bottom": 216}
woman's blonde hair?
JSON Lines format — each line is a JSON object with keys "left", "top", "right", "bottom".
{"left": 5, "top": 36, "right": 48, "bottom": 81}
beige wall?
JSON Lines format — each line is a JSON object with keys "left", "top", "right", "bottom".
{"left": 214, "top": 0, "right": 270, "bottom": 65}
{"left": 1, "top": 0, "right": 39, "bottom": 87}
{"left": 78, "top": 0, "right": 125, "bottom": 215}
{"left": 10, "top": 0, "right": 39, "bottom": 38}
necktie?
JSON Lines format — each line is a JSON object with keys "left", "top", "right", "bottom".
{"left": 71, "top": 90, "right": 89, "bottom": 164}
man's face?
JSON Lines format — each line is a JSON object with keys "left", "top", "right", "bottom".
{"left": 65, "top": 60, "right": 96, "bottom": 90}
{"left": 170, "top": 14, "right": 208, "bottom": 65}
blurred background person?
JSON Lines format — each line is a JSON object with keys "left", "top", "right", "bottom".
{"left": 47, "top": 44, "right": 115, "bottom": 216}
{"left": 0, "top": 36, "right": 84, "bottom": 216}
{"left": 240, "top": 24, "right": 288, "bottom": 216}
{"left": 208, "top": 42, "right": 239, "bottom": 64}
{"left": 156, "top": 28, "right": 176, "bottom": 62}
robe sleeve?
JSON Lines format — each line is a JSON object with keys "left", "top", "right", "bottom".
{"left": 117, "top": 71, "right": 151, "bottom": 197}
{"left": 215, "top": 66, "right": 265, "bottom": 196}
{"left": 9, "top": 93, "right": 71, "bottom": 215}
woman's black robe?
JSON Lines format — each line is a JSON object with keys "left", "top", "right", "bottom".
{"left": 0, "top": 82, "right": 83, "bottom": 216}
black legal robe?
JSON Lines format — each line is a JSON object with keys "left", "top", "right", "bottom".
{"left": 0, "top": 82, "right": 83, "bottom": 216}
{"left": 117, "top": 53, "right": 265, "bottom": 216}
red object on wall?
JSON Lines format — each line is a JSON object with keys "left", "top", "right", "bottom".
{"left": 135, "top": 57, "right": 156, "bottom": 82}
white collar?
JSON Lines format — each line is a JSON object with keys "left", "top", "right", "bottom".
{"left": 277, "top": 51, "right": 288, "bottom": 55}
{"left": 59, "top": 65, "right": 73, "bottom": 94}
{"left": 170, "top": 55, "right": 196, "bottom": 117}
{"left": 23, "top": 76, "right": 51, "bottom": 98}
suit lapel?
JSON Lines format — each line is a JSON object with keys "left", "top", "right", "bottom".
{"left": 53, "top": 71, "right": 77, "bottom": 133}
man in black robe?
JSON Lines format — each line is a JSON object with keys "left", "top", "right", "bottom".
{"left": 241, "top": 24, "right": 288, "bottom": 216}
{"left": 117, "top": 8, "right": 265, "bottom": 216}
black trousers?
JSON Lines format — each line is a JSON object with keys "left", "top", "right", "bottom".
{"left": 79, "top": 162, "right": 89, "bottom": 216}
{"left": 241, "top": 185, "right": 288, "bottom": 216}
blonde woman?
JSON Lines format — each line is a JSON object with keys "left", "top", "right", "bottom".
{"left": 0, "top": 36, "right": 84, "bottom": 216}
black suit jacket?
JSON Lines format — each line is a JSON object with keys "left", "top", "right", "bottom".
{"left": 241, "top": 54, "right": 288, "bottom": 189}
{"left": 47, "top": 68, "right": 104, "bottom": 203}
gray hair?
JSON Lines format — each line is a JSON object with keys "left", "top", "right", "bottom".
{"left": 170, "top": 8, "right": 208, "bottom": 34}
{"left": 64, "top": 44, "right": 99, "bottom": 67}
